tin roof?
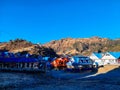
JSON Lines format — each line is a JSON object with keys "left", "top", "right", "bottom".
{"left": 0, "top": 57, "right": 38, "bottom": 63}
{"left": 109, "top": 52, "right": 120, "bottom": 58}
{"left": 93, "top": 52, "right": 103, "bottom": 59}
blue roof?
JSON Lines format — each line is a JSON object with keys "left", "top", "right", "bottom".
{"left": 109, "top": 52, "right": 120, "bottom": 58}
{"left": 93, "top": 52, "right": 102, "bottom": 58}
{"left": 0, "top": 57, "right": 38, "bottom": 63}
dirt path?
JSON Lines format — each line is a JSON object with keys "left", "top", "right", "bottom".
{"left": 97, "top": 65, "right": 120, "bottom": 74}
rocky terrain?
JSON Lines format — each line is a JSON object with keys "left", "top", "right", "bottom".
{"left": 1, "top": 37, "right": 120, "bottom": 56}
{"left": 0, "top": 39, "right": 57, "bottom": 57}
{"left": 44, "top": 37, "right": 120, "bottom": 55}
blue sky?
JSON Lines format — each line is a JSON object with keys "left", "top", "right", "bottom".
{"left": 0, "top": 0, "right": 120, "bottom": 44}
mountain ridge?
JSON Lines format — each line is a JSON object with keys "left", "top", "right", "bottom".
{"left": 43, "top": 37, "right": 120, "bottom": 55}
{"left": 1, "top": 37, "right": 120, "bottom": 56}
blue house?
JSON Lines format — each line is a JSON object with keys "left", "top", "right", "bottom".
{"left": 66, "top": 55, "right": 93, "bottom": 70}
{"left": 0, "top": 51, "right": 46, "bottom": 72}
{"left": 73, "top": 55, "right": 93, "bottom": 65}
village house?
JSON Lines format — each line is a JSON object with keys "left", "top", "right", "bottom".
{"left": 89, "top": 52, "right": 120, "bottom": 65}
{"left": 0, "top": 51, "right": 46, "bottom": 72}
{"left": 101, "top": 52, "right": 120, "bottom": 65}
{"left": 73, "top": 56, "right": 93, "bottom": 65}
{"left": 67, "top": 55, "right": 93, "bottom": 70}
{"left": 89, "top": 52, "right": 104, "bottom": 66}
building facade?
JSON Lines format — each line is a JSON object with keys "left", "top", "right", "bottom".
{"left": 89, "top": 52, "right": 120, "bottom": 65}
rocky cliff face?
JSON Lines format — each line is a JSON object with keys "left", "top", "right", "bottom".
{"left": 44, "top": 37, "right": 120, "bottom": 55}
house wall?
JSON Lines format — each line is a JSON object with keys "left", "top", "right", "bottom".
{"left": 89, "top": 53, "right": 104, "bottom": 66}
{"left": 90, "top": 52, "right": 120, "bottom": 65}
{"left": 74, "top": 57, "right": 93, "bottom": 65}
{"left": 102, "top": 53, "right": 117, "bottom": 65}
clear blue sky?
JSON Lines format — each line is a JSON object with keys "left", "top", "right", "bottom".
{"left": 0, "top": 0, "right": 120, "bottom": 44}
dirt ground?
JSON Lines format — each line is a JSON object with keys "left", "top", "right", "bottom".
{"left": 97, "top": 65, "right": 120, "bottom": 74}
{"left": 0, "top": 65, "right": 120, "bottom": 90}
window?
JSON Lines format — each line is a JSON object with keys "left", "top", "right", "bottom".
{"left": 106, "top": 54, "right": 110, "bottom": 56}
{"left": 86, "top": 60, "right": 88, "bottom": 63}
{"left": 27, "top": 63, "right": 29, "bottom": 67}
{"left": 81, "top": 60, "right": 83, "bottom": 63}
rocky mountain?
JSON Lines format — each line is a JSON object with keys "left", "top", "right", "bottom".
{"left": 43, "top": 37, "right": 120, "bottom": 56}
{"left": 0, "top": 39, "right": 57, "bottom": 57}
{"left": 1, "top": 37, "right": 120, "bottom": 56}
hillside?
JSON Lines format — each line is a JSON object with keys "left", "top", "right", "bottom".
{"left": 1, "top": 37, "right": 120, "bottom": 56}
{"left": 44, "top": 37, "right": 120, "bottom": 55}
{"left": 0, "top": 39, "right": 57, "bottom": 57}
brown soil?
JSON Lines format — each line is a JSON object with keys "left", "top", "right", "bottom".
{"left": 97, "top": 65, "right": 120, "bottom": 74}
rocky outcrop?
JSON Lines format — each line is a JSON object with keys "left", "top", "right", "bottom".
{"left": 44, "top": 37, "right": 120, "bottom": 55}
{"left": 0, "top": 39, "right": 57, "bottom": 57}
